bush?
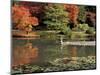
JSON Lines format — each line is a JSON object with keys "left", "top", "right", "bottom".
{"left": 79, "top": 24, "right": 89, "bottom": 31}
{"left": 73, "top": 24, "right": 89, "bottom": 32}
{"left": 60, "top": 27, "right": 72, "bottom": 36}
{"left": 86, "top": 27, "right": 95, "bottom": 34}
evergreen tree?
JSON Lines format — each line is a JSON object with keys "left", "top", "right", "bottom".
{"left": 43, "top": 4, "right": 69, "bottom": 33}
{"left": 78, "top": 6, "right": 86, "bottom": 23}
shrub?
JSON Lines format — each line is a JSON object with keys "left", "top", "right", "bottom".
{"left": 73, "top": 24, "right": 89, "bottom": 32}
{"left": 59, "top": 27, "right": 72, "bottom": 37}
{"left": 78, "top": 24, "right": 89, "bottom": 31}
{"left": 86, "top": 27, "right": 95, "bottom": 34}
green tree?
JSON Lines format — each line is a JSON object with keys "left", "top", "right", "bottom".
{"left": 43, "top": 4, "right": 69, "bottom": 33}
{"left": 78, "top": 6, "right": 86, "bottom": 23}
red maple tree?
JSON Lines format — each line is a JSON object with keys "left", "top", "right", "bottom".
{"left": 64, "top": 4, "right": 79, "bottom": 27}
{"left": 12, "top": 4, "right": 39, "bottom": 34}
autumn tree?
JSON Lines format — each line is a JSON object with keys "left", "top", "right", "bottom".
{"left": 64, "top": 4, "right": 79, "bottom": 28}
{"left": 18, "top": 1, "right": 46, "bottom": 24}
{"left": 43, "top": 4, "right": 69, "bottom": 33}
{"left": 19, "top": 2, "right": 45, "bottom": 15}
{"left": 12, "top": 4, "right": 39, "bottom": 34}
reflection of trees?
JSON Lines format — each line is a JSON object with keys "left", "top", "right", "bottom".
{"left": 70, "top": 46, "right": 77, "bottom": 57}
{"left": 70, "top": 46, "right": 77, "bottom": 63}
{"left": 60, "top": 45, "right": 77, "bottom": 57}
{"left": 60, "top": 45, "right": 78, "bottom": 63}
{"left": 12, "top": 42, "right": 38, "bottom": 67}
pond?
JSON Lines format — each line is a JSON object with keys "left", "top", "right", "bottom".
{"left": 11, "top": 35, "right": 96, "bottom": 74}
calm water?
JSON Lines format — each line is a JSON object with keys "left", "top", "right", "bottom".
{"left": 12, "top": 37, "right": 96, "bottom": 67}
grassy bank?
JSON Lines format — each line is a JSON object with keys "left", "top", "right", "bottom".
{"left": 11, "top": 56, "right": 96, "bottom": 75}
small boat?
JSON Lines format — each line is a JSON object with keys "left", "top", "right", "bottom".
{"left": 61, "top": 41, "right": 95, "bottom": 46}
{"left": 60, "top": 36, "right": 95, "bottom": 46}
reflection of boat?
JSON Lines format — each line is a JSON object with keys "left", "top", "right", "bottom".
{"left": 12, "top": 42, "right": 38, "bottom": 67}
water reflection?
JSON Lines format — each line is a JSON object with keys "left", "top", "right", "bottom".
{"left": 70, "top": 46, "right": 77, "bottom": 57}
{"left": 60, "top": 45, "right": 77, "bottom": 63}
{"left": 12, "top": 38, "right": 96, "bottom": 68}
{"left": 70, "top": 46, "right": 77, "bottom": 63}
{"left": 12, "top": 40, "right": 38, "bottom": 67}
{"left": 59, "top": 44, "right": 96, "bottom": 64}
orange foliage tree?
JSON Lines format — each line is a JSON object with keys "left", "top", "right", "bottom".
{"left": 19, "top": 2, "right": 44, "bottom": 14}
{"left": 12, "top": 4, "right": 39, "bottom": 34}
{"left": 64, "top": 4, "right": 79, "bottom": 28}
{"left": 19, "top": 1, "right": 45, "bottom": 24}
